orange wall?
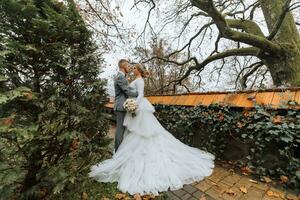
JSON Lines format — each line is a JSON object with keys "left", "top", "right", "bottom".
{"left": 105, "top": 89, "right": 300, "bottom": 110}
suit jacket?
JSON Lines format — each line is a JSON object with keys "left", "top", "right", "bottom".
{"left": 114, "top": 72, "right": 138, "bottom": 111}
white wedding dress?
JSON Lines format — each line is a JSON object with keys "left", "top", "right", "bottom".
{"left": 89, "top": 78, "right": 215, "bottom": 196}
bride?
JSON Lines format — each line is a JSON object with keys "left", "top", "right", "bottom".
{"left": 89, "top": 64, "right": 215, "bottom": 196}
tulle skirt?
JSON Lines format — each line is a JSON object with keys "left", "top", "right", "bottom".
{"left": 89, "top": 97, "right": 215, "bottom": 196}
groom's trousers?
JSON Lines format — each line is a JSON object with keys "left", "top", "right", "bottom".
{"left": 115, "top": 111, "right": 126, "bottom": 152}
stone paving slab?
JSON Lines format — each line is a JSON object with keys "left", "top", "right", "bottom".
{"left": 166, "top": 166, "right": 299, "bottom": 200}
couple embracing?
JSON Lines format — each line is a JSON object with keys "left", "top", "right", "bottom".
{"left": 89, "top": 59, "right": 215, "bottom": 196}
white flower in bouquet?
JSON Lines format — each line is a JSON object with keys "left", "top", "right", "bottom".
{"left": 123, "top": 99, "right": 137, "bottom": 117}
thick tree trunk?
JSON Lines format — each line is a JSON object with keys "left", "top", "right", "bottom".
{"left": 259, "top": 0, "right": 300, "bottom": 86}
{"left": 21, "top": 150, "right": 43, "bottom": 199}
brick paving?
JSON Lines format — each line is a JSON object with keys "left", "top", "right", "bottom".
{"left": 165, "top": 166, "right": 299, "bottom": 200}
{"left": 108, "top": 125, "right": 299, "bottom": 200}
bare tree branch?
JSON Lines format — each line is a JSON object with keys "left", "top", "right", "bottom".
{"left": 136, "top": 0, "right": 156, "bottom": 44}
{"left": 178, "top": 47, "right": 260, "bottom": 83}
{"left": 168, "top": 22, "right": 214, "bottom": 57}
{"left": 129, "top": 0, "right": 300, "bottom": 89}
{"left": 177, "top": 11, "right": 210, "bottom": 38}
{"left": 249, "top": 2, "right": 260, "bottom": 20}
{"left": 239, "top": 62, "right": 263, "bottom": 89}
{"left": 83, "top": 0, "right": 125, "bottom": 42}
{"left": 210, "top": 33, "right": 221, "bottom": 55}
{"left": 151, "top": 47, "right": 260, "bottom": 93}
{"left": 142, "top": 56, "right": 199, "bottom": 67}
{"left": 191, "top": 0, "right": 281, "bottom": 53}
{"left": 226, "top": 19, "right": 265, "bottom": 36}
{"left": 289, "top": 1, "right": 300, "bottom": 11}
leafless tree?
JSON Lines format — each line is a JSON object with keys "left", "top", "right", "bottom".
{"left": 74, "top": 0, "right": 132, "bottom": 52}
{"left": 131, "top": 0, "right": 300, "bottom": 90}
{"left": 133, "top": 38, "right": 198, "bottom": 94}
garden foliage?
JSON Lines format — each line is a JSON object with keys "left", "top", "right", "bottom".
{"left": 155, "top": 104, "right": 300, "bottom": 189}
{"left": 0, "top": 0, "right": 111, "bottom": 199}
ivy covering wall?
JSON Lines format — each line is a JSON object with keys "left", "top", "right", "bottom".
{"left": 154, "top": 104, "right": 300, "bottom": 190}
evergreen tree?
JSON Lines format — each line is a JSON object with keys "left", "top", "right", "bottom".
{"left": 0, "top": 0, "right": 110, "bottom": 198}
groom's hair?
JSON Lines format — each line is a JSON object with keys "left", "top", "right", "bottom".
{"left": 118, "top": 59, "right": 128, "bottom": 68}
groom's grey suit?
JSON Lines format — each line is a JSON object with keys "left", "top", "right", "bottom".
{"left": 114, "top": 71, "right": 138, "bottom": 151}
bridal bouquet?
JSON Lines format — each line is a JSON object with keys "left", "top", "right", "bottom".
{"left": 123, "top": 99, "right": 137, "bottom": 117}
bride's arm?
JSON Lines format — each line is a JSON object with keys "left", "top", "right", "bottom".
{"left": 136, "top": 79, "right": 144, "bottom": 105}
{"left": 117, "top": 75, "right": 138, "bottom": 97}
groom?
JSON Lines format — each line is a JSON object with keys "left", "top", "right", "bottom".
{"left": 113, "top": 59, "right": 138, "bottom": 152}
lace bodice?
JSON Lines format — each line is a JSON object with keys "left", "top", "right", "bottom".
{"left": 129, "top": 78, "right": 144, "bottom": 104}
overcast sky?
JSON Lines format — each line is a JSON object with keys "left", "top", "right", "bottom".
{"left": 88, "top": 0, "right": 299, "bottom": 96}
{"left": 98, "top": 1, "right": 148, "bottom": 95}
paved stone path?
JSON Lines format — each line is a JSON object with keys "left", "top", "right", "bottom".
{"left": 108, "top": 125, "right": 298, "bottom": 200}
{"left": 166, "top": 166, "right": 299, "bottom": 200}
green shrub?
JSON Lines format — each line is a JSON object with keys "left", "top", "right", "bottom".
{"left": 0, "top": 0, "right": 111, "bottom": 199}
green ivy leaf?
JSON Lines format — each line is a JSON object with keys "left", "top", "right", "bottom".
{"left": 280, "top": 135, "right": 293, "bottom": 143}
{"left": 0, "top": 75, "right": 7, "bottom": 82}
{"left": 296, "top": 171, "right": 300, "bottom": 179}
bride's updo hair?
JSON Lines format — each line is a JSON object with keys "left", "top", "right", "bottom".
{"left": 135, "top": 64, "right": 150, "bottom": 78}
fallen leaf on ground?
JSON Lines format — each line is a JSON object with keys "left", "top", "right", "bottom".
{"left": 211, "top": 182, "right": 217, "bottom": 186}
{"left": 225, "top": 189, "right": 236, "bottom": 196}
{"left": 286, "top": 194, "right": 298, "bottom": 200}
{"left": 241, "top": 166, "right": 252, "bottom": 175}
{"left": 280, "top": 175, "right": 289, "bottom": 183}
{"left": 239, "top": 186, "right": 247, "bottom": 194}
{"left": 263, "top": 176, "right": 272, "bottom": 183}
{"left": 199, "top": 195, "right": 207, "bottom": 200}
{"left": 142, "top": 194, "right": 155, "bottom": 200}
{"left": 279, "top": 193, "right": 286, "bottom": 199}
{"left": 101, "top": 198, "right": 109, "bottom": 200}
{"left": 266, "top": 190, "right": 281, "bottom": 198}
{"left": 115, "top": 193, "right": 126, "bottom": 200}
{"left": 133, "top": 193, "right": 142, "bottom": 200}
{"left": 249, "top": 179, "right": 258, "bottom": 184}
